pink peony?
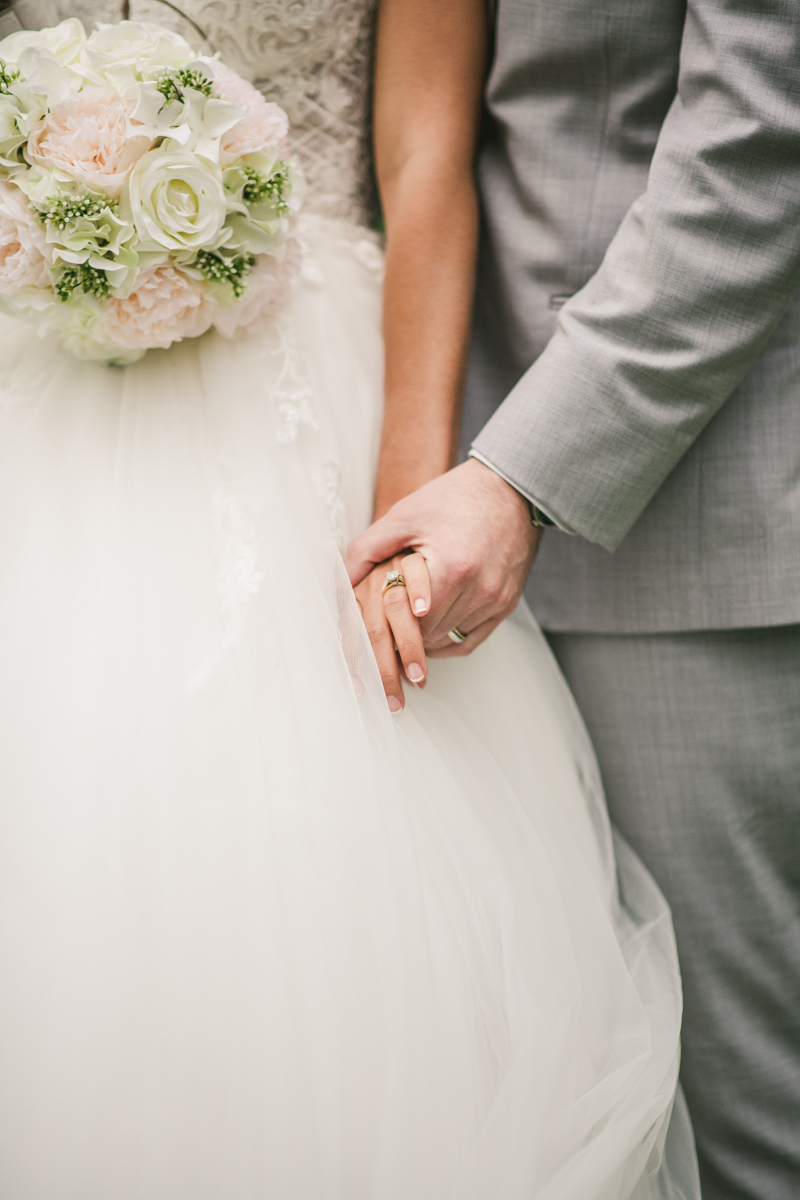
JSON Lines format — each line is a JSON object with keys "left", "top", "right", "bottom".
{"left": 27, "top": 88, "right": 152, "bottom": 199}
{"left": 102, "top": 264, "right": 212, "bottom": 350}
{"left": 214, "top": 63, "right": 289, "bottom": 166}
{"left": 213, "top": 241, "right": 301, "bottom": 339}
{"left": 0, "top": 181, "right": 49, "bottom": 295}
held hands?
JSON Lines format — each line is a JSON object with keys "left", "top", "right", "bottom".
{"left": 348, "top": 460, "right": 542, "bottom": 709}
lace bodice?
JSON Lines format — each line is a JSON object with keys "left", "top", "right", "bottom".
{"left": 55, "top": 0, "right": 379, "bottom": 226}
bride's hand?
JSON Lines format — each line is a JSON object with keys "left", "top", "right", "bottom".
{"left": 354, "top": 553, "right": 431, "bottom": 713}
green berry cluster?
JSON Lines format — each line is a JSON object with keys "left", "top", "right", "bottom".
{"left": 243, "top": 163, "right": 291, "bottom": 215}
{"left": 156, "top": 67, "right": 214, "bottom": 104}
{"left": 242, "top": 166, "right": 271, "bottom": 205}
{"left": 194, "top": 250, "right": 256, "bottom": 298}
{"left": 0, "top": 58, "right": 19, "bottom": 94}
{"left": 41, "top": 193, "right": 118, "bottom": 230}
{"left": 55, "top": 263, "right": 110, "bottom": 303}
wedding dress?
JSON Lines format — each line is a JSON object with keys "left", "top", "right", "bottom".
{"left": 0, "top": 3, "right": 700, "bottom": 1197}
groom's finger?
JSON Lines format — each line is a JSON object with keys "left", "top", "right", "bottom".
{"left": 424, "top": 555, "right": 527, "bottom": 649}
{"left": 346, "top": 515, "right": 413, "bottom": 587}
{"left": 423, "top": 582, "right": 491, "bottom": 649}
{"left": 426, "top": 614, "right": 505, "bottom": 658}
{"left": 423, "top": 581, "right": 517, "bottom": 653}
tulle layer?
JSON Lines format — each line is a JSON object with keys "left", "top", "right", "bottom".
{"left": 0, "top": 217, "right": 698, "bottom": 1198}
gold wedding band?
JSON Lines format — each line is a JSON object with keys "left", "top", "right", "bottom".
{"left": 382, "top": 570, "right": 407, "bottom": 596}
{"left": 447, "top": 627, "right": 467, "bottom": 644}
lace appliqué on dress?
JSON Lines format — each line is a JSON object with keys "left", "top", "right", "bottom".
{"left": 212, "top": 474, "right": 264, "bottom": 649}
{"left": 187, "top": 457, "right": 263, "bottom": 691}
{"left": 262, "top": 314, "right": 319, "bottom": 444}
{"left": 315, "top": 458, "right": 346, "bottom": 551}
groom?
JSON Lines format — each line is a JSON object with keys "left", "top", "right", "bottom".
{"left": 349, "top": 0, "right": 800, "bottom": 1196}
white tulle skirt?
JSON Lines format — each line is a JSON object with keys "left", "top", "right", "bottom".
{"left": 0, "top": 216, "right": 699, "bottom": 1199}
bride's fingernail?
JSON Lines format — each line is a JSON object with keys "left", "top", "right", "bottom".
{"left": 387, "top": 696, "right": 403, "bottom": 713}
{"left": 413, "top": 599, "right": 427, "bottom": 615}
{"left": 407, "top": 663, "right": 425, "bottom": 683}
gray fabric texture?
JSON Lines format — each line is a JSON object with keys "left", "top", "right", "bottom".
{"left": 464, "top": 0, "right": 800, "bottom": 633}
{"left": 547, "top": 625, "right": 800, "bottom": 1200}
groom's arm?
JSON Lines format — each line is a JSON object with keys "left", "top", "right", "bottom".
{"left": 348, "top": 0, "right": 800, "bottom": 651}
{"left": 472, "top": 0, "right": 800, "bottom": 552}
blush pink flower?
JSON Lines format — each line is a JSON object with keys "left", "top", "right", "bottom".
{"left": 213, "top": 241, "right": 301, "bottom": 339}
{"left": 102, "top": 264, "right": 212, "bottom": 350}
{"left": 27, "top": 88, "right": 152, "bottom": 199}
{"left": 0, "top": 181, "right": 49, "bottom": 296}
{"left": 214, "top": 63, "right": 289, "bottom": 166}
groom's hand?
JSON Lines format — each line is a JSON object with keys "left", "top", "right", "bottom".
{"left": 347, "top": 459, "right": 541, "bottom": 656}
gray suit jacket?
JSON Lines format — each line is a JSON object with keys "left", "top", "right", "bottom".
{"left": 464, "top": 0, "right": 800, "bottom": 633}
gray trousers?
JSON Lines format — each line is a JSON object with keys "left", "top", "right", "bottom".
{"left": 547, "top": 626, "right": 800, "bottom": 1200}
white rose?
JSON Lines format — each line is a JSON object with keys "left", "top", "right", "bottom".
{"left": 127, "top": 149, "right": 227, "bottom": 252}
{"left": 0, "top": 18, "right": 86, "bottom": 67}
{"left": 79, "top": 22, "right": 193, "bottom": 92}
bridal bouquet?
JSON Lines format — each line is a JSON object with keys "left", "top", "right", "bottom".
{"left": 0, "top": 19, "right": 303, "bottom": 364}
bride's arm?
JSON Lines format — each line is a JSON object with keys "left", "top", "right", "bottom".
{"left": 353, "top": 0, "right": 488, "bottom": 713}
{"left": 372, "top": 0, "right": 488, "bottom": 518}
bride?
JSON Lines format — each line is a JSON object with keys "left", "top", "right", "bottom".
{"left": 0, "top": 1, "right": 699, "bottom": 1196}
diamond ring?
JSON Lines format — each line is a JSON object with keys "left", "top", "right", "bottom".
{"left": 382, "top": 570, "right": 407, "bottom": 596}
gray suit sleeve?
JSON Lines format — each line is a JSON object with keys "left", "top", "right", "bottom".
{"left": 471, "top": 0, "right": 800, "bottom": 552}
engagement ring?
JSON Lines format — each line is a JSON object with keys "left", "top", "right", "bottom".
{"left": 382, "top": 570, "right": 407, "bottom": 596}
